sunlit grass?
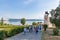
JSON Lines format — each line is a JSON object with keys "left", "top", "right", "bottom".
{"left": 0, "top": 24, "right": 28, "bottom": 32}
{"left": 0, "top": 24, "right": 20, "bottom": 31}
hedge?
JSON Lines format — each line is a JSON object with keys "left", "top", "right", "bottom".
{"left": 0, "top": 30, "right": 6, "bottom": 40}
{"left": 0, "top": 26, "right": 29, "bottom": 40}
{"left": 50, "top": 18, "right": 60, "bottom": 29}
{"left": 53, "top": 28, "right": 59, "bottom": 35}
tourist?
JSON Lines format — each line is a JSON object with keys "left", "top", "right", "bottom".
{"left": 37, "top": 22, "right": 42, "bottom": 31}
{"left": 43, "top": 24, "right": 48, "bottom": 31}
{"left": 40, "top": 25, "right": 42, "bottom": 31}
{"left": 23, "top": 27, "right": 27, "bottom": 35}
{"left": 29, "top": 25, "right": 33, "bottom": 32}
{"left": 35, "top": 27, "right": 38, "bottom": 34}
{"left": 39, "top": 24, "right": 42, "bottom": 31}
{"left": 29, "top": 25, "right": 31, "bottom": 32}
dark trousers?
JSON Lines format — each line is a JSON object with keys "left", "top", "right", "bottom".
{"left": 44, "top": 25, "right": 48, "bottom": 31}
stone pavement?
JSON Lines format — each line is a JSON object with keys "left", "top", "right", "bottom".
{"left": 5, "top": 31, "right": 42, "bottom": 40}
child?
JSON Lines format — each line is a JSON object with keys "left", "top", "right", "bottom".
{"left": 24, "top": 27, "right": 27, "bottom": 35}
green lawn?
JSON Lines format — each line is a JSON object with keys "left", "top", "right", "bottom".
{"left": 0, "top": 24, "right": 29, "bottom": 32}
{"left": 0, "top": 24, "right": 22, "bottom": 32}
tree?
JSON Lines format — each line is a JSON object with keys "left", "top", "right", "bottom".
{"left": 0, "top": 17, "right": 4, "bottom": 25}
{"left": 50, "top": 6, "right": 60, "bottom": 28}
{"left": 50, "top": 9, "right": 56, "bottom": 19}
{"left": 55, "top": 7, "right": 60, "bottom": 19}
{"left": 21, "top": 18, "right": 26, "bottom": 25}
{"left": 50, "top": 9, "right": 55, "bottom": 16}
{"left": 32, "top": 22, "right": 37, "bottom": 26}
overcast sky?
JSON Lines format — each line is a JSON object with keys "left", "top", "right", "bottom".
{"left": 0, "top": 0, "right": 59, "bottom": 19}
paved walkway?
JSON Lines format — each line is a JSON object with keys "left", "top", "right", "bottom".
{"left": 5, "top": 31, "right": 42, "bottom": 40}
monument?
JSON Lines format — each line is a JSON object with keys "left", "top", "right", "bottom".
{"left": 44, "top": 11, "right": 49, "bottom": 25}
{"left": 44, "top": 11, "right": 55, "bottom": 28}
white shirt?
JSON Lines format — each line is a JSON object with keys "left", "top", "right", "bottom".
{"left": 24, "top": 28, "right": 26, "bottom": 31}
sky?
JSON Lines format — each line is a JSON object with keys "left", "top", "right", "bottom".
{"left": 0, "top": 0, "right": 59, "bottom": 19}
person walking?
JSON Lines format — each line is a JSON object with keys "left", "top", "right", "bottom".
{"left": 29, "top": 25, "right": 33, "bottom": 32}
{"left": 35, "top": 27, "right": 38, "bottom": 34}
{"left": 23, "top": 27, "right": 27, "bottom": 35}
{"left": 37, "top": 22, "right": 42, "bottom": 31}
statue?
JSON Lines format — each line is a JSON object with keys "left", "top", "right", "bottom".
{"left": 44, "top": 11, "right": 49, "bottom": 31}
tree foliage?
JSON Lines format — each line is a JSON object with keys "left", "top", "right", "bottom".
{"left": 21, "top": 18, "right": 26, "bottom": 25}
{"left": 50, "top": 7, "right": 60, "bottom": 28}
{"left": 0, "top": 17, "right": 4, "bottom": 25}
{"left": 50, "top": 7, "right": 60, "bottom": 19}
{"left": 50, "top": 9, "right": 55, "bottom": 16}
{"left": 32, "top": 22, "right": 37, "bottom": 26}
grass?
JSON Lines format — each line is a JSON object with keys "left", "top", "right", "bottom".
{"left": 0, "top": 24, "right": 29, "bottom": 31}
{"left": 0, "top": 24, "right": 22, "bottom": 31}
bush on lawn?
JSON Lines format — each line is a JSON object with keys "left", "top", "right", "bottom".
{"left": 0, "top": 26, "right": 29, "bottom": 39}
{"left": 0, "top": 30, "right": 6, "bottom": 40}
{"left": 53, "top": 28, "right": 59, "bottom": 35}
{"left": 7, "top": 27, "right": 24, "bottom": 37}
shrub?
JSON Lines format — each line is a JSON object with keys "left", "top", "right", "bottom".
{"left": 4, "top": 31, "right": 8, "bottom": 38}
{"left": 8, "top": 29, "right": 17, "bottom": 37}
{"left": 0, "top": 30, "right": 6, "bottom": 40}
{"left": 0, "top": 26, "right": 28, "bottom": 39}
{"left": 7, "top": 27, "right": 24, "bottom": 37}
{"left": 50, "top": 18, "right": 60, "bottom": 29}
{"left": 25, "top": 25, "right": 29, "bottom": 29}
{"left": 32, "top": 22, "right": 37, "bottom": 26}
{"left": 53, "top": 28, "right": 59, "bottom": 35}
{"left": 16, "top": 27, "right": 24, "bottom": 33}
{"left": 55, "top": 19, "right": 60, "bottom": 29}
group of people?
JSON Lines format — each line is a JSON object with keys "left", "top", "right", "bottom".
{"left": 23, "top": 22, "right": 42, "bottom": 35}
